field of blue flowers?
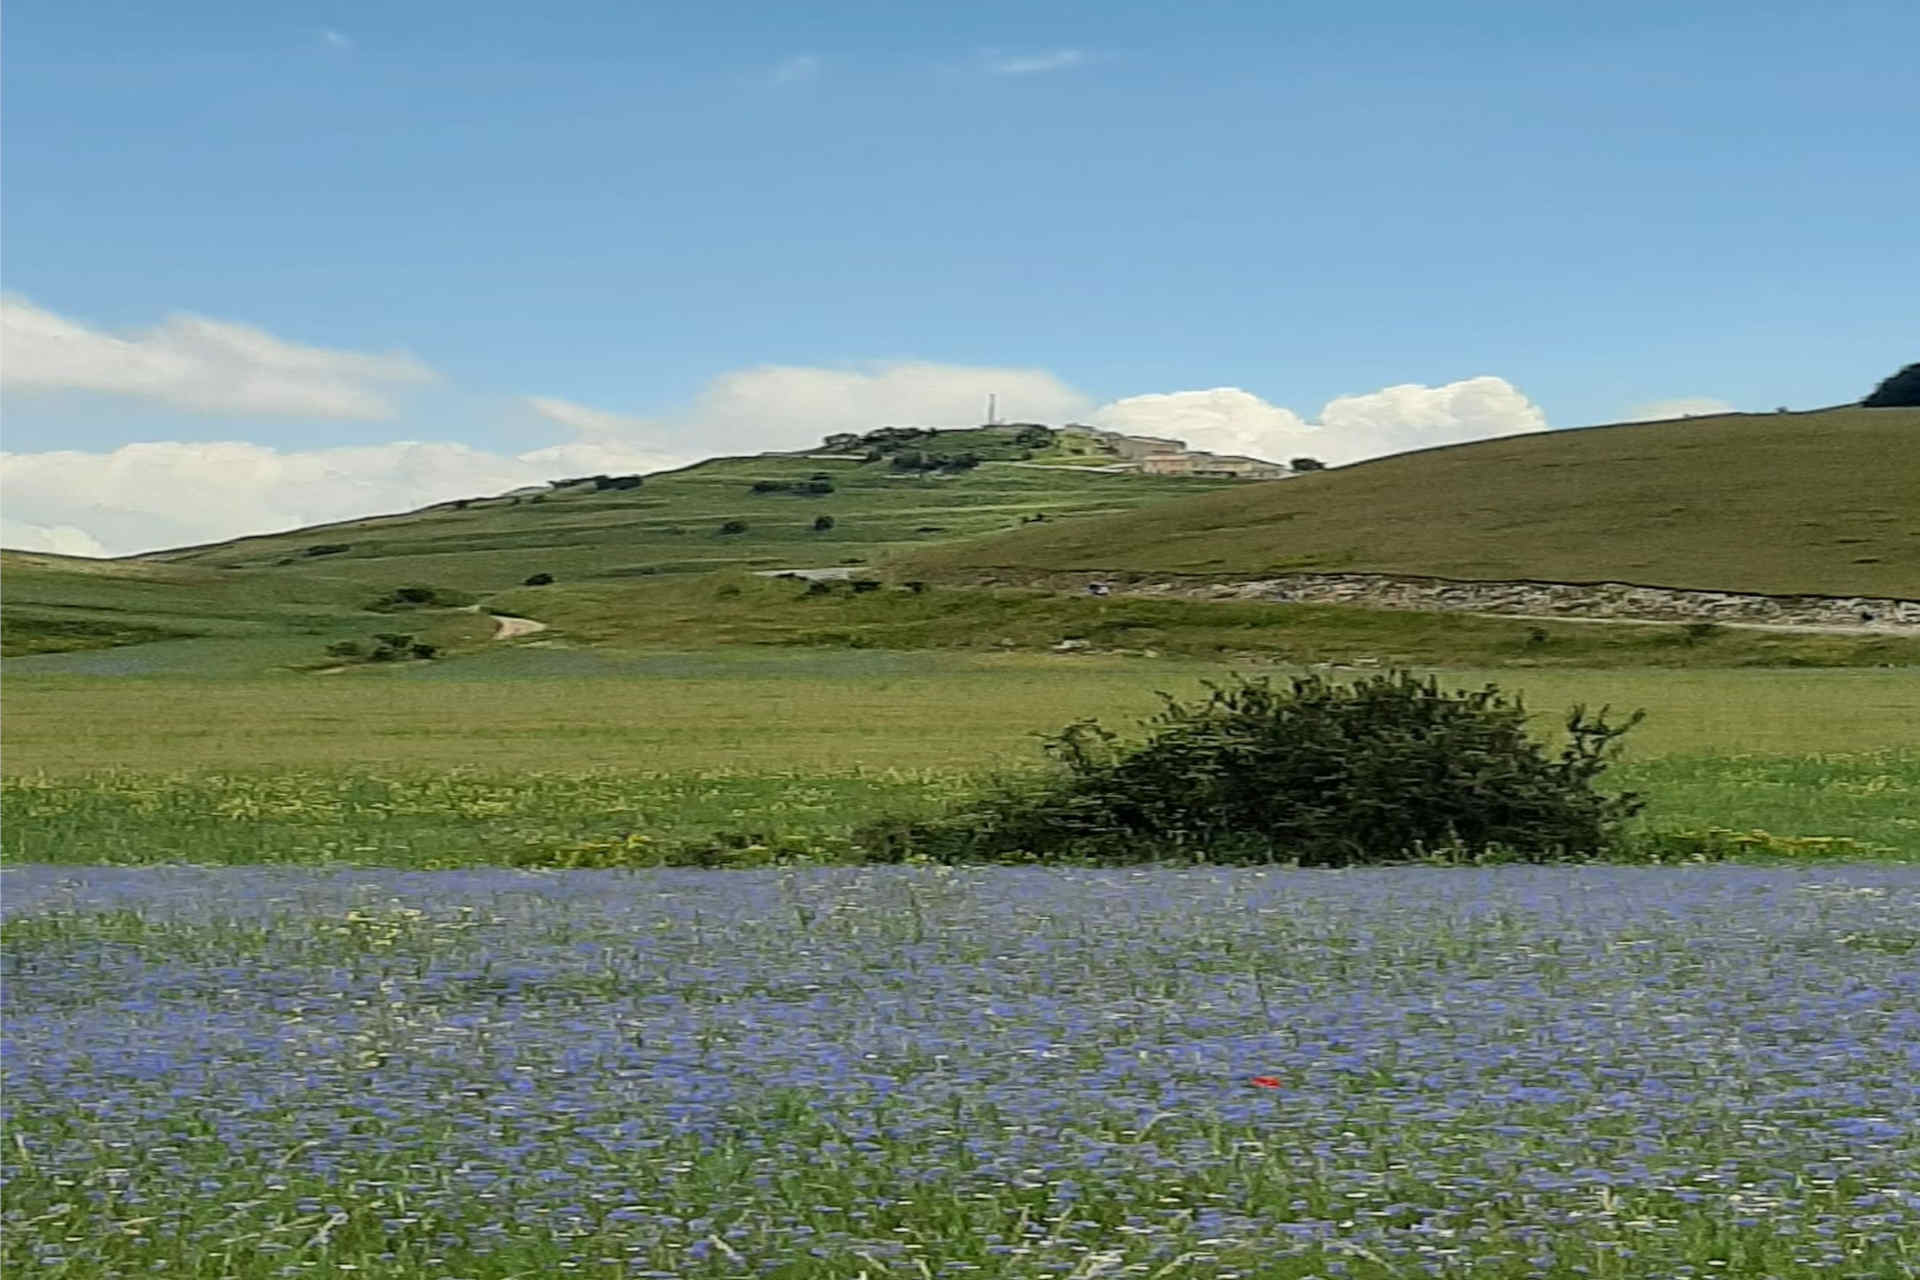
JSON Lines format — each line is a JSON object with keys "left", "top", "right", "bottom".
{"left": 5, "top": 863, "right": 1918, "bottom": 1278}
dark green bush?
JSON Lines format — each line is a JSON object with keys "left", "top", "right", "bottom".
{"left": 872, "top": 671, "right": 1644, "bottom": 866}
{"left": 523, "top": 572, "right": 555, "bottom": 586}
{"left": 323, "top": 640, "right": 363, "bottom": 658}
{"left": 1862, "top": 361, "right": 1919, "bottom": 408}
{"left": 365, "top": 584, "right": 478, "bottom": 611}
{"left": 813, "top": 514, "right": 836, "bottom": 531}
{"left": 719, "top": 519, "right": 749, "bottom": 535}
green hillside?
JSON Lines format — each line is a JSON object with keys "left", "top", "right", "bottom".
{"left": 1, "top": 428, "right": 1237, "bottom": 658}
{"left": 138, "top": 431, "right": 1237, "bottom": 593}
{"left": 0, "top": 550, "right": 497, "bottom": 661}
{"left": 896, "top": 407, "right": 1920, "bottom": 598}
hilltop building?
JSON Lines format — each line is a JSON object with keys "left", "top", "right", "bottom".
{"left": 1140, "top": 452, "right": 1291, "bottom": 479}
{"left": 1058, "top": 425, "right": 1291, "bottom": 478}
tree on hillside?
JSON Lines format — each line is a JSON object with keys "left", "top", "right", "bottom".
{"left": 1862, "top": 362, "right": 1920, "bottom": 407}
{"left": 1290, "top": 457, "right": 1327, "bottom": 472}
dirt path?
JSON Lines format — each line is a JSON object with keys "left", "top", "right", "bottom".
{"left": 491, "top": 614, "right": 549, "bottom": 640}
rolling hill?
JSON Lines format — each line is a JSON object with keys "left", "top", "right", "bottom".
{"left": 896, "top": 407, "right": 1920, "bottom": 598}
{"left": 0, "top": 427, "right": 1239, "bottom": 657}
{"left": 132, "top": 430, "right": 1239, "bottom": 593}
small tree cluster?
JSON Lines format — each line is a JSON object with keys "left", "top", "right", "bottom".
{"left": 1290, "top": 457, "right": 1327, "bottom": 472}
{"left": 848, "top": 427, "right": 938, "bottom": 457}
{"left": 365, "top": 584, "right": 477, "bottom": 611}
{"left": 750, "top": 478, "right": 835, "bottom": 495}
{"left": 890, "top": 450, "right": 981, "bottom": 473}
{"left": 324, "top": 632, "right": 438, "bottom": 663}
{"left": 869, "top": 672, "right": 1644, "bottom": 865}
{"left": 368, "top": 632, "right": 437, "bottom": 662}
{"left": 1862, "top": 362, "right": 1920, "bottom": 408}
{"left": 551, "top": 473, "right": 643, "bottom": 491}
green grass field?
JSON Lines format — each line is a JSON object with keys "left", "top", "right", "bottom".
{"left": 900, "top": 407, "right": 1920, "bottom": 597}
{"left": 6, "top": 653, "right": 1918, "bottom": 862}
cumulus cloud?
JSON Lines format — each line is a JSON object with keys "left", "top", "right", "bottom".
{"left": 0, "top": 437, "right": 692, "bottom": 558}
{"left": 0, "top": 520, "right": 110, "bottom": 559}
{"left": 686, "top": 361, "right": 1092, "bottom": 451}
{"left": 983, "top": 49, "right": 1088, "bottom": 75}
{"left": 1092, "top": 376, "right": 1548, "bottom": 466}
{"left": 1621, "top": 396, "right": 1736, "bottom": 422}
{"left": 0, "top": 296, "right": 434, "bottom": 419}
{"left": 1089, "top": 388, "right": 1314, "bottom": 457}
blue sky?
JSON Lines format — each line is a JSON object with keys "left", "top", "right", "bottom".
{"left": 3, "top": 0, "right": 1915, "bottom": 554}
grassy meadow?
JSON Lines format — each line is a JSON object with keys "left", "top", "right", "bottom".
{"left": 6, "top": 650, "right": 1919, "bottom": 862}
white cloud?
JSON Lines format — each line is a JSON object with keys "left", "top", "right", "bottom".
{"left": 686, "top": 361, "right": 1092, "bottom": 451}
{"left": 983, "top": 49, "right": 1088, "bottom": 75}
{"left": 0, "top": 296, "right": 434, "bottom": 419}
{"left": 524, "top": 395, "right": 658, "bottom": 441}
{"left": 1621, "top": 396, "right": 1735, "bottom": 422}
{"left": 0, "top": 520, "right": 110, "bottom": 559}
{"left": 769, "top": 54, "right": 821, "bottom": 85}
{"left": 319, "top": 28, "right": 353, "bottom": 51}
{"left": 1315, "top": 376, "right": 1549, "bottom": 460}
{"left": 0, "top": 438, "right": 692, "bottom": 558}
{"left": 1089, "top": 388, "right": 1315, "bottom": 457}
{"left": 1091, "top": 376, "right": 1548, "bottom": 466}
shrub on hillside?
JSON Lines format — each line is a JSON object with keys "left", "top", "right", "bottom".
{"left": 523, "top": 572, "right": 555, "bottom": 586}
{"left": 365, "top": 584, "right": 478, "bottom": 611}
{"left": 890, "top": 450, "right": 982, "bottom": 474}
{"left": 1290, "top": 457, "right": 1327, "bottom": 472}
{"left": 750, "top": 479, "right": 835, "bottom": 495}
{"left": 1862, "top": 362, "right": 1920, "bottom": 408}
{"left": 719, "top": 520, "right": 749, "bottom": 535}
{"left": 812, "top": 514, "right": 836, "bottom": 531}
{"left": 867, "top": 671, "right": 1644, "bottom": 865}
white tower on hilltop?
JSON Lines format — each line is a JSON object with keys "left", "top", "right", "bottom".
{"left": 986, "top": 393, "right": 997, "bottom": 426}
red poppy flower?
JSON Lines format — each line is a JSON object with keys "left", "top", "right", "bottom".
{"left": 1249, "top": 1075, "right": 1283, "bottom": 1089}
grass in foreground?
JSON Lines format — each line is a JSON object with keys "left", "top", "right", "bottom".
{"left": 5, "top": 655, "right": 1917, "bottom": 776}
{"left": 6, "top": 751, "right": 1918, "bottom": 867}
{"left": 4, "top": 864, "right": 1917, "bottom": 1278}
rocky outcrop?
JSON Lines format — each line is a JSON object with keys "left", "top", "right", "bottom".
{"left": 992, "top": 571, "right": 1920, "bottom": 631}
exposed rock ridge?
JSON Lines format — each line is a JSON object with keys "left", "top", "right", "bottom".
{"left": 986, "top": 571, "right": 1920, "bottom": 631}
